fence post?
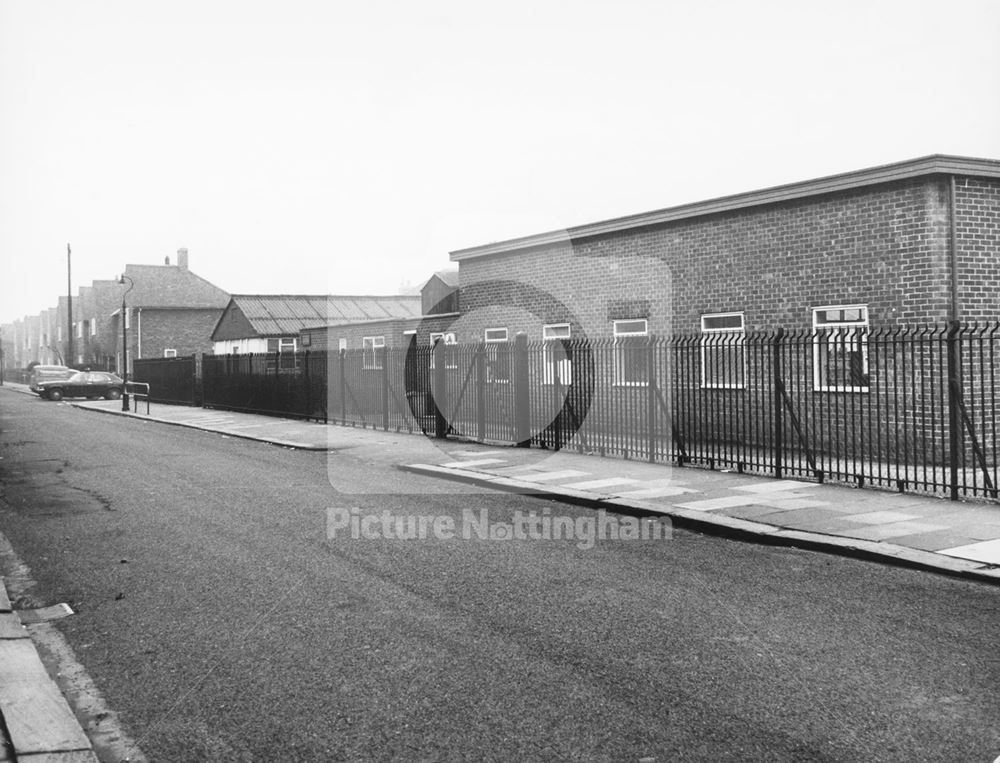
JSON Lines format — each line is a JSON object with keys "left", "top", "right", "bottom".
{"left": 514, "top": 332, "right": 531, "bottom": 447}
{"left": 475, "top": 343, "right": 486, "bottom": 441}
{"left": 553, "top": 354, "right": 563, "bottom": 451}
{"left": 339, "top": 348, "right": 347, "bottom": 423}
{"left": 381, "top": 345, "right": 390, "bottom": 431}
{"left": 304, "top": 350, "right": 311, "bottom": 420}
{"left": 772, "top": 328, "right": 785, "bottom": 479}
{"left": 946, "top": 320, "right": 962, "bottom": 501}
{"left": 433, "top": 340, "right": 448, "bottom": 438}
{"left": 647, "top": 335, "right": 657, "bottom": 462}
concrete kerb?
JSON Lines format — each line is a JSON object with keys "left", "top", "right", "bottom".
{"left": 398, "top": 464, "right": 1000, "bottom": 587}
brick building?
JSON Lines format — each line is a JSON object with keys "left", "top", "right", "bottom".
{"left": 433, "top": 155, "right": 1000, "bottom": 481}
{"left": 450, "top": 155, "right": 999, "bottom": 343}
{"left": 298, "top": 270, "right": 460, "bottom": 352}
{"left": 111, "top": 249, "right": 229, "bottom": 373}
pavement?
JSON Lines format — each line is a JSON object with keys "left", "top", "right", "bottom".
{"left": 2, "top": 380, "right": 1000, "bottom": 758}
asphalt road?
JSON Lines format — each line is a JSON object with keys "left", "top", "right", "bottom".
{"left": 1, "top": 388, "right": 999, "bottom": 762}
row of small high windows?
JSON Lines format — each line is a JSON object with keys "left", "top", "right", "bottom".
{"left": 427, "top": 304, "right": 870, "bottom": 392}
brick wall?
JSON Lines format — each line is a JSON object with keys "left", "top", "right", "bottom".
{"left": 135, "top": 309, "right": 223, "bottom": 359}
{"left": 955, "top": 176, "right": 1000, "bottom": 320}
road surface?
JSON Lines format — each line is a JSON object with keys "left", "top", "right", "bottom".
{"left": 1, "top": 388, "right": 999, "bottom": 762}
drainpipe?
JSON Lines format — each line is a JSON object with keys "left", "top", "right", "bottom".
{"left": 949, "top": 175, "right": 959, "bottom": 322}
{"left": 137, "top": 308, "right": 142, "bottom": 359}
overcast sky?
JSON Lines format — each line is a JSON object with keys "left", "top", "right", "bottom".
{"left": 2, "top": 0, "right": 999, "bottom": 324}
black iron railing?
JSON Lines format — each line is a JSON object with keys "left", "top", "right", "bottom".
{"left": 161, "top": 323, "right": 998, "bottom": 501}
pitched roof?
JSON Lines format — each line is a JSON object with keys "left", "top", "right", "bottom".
{"left": 225, "top": 294, "right": 422, "bottom": 337}
{"left": 122, "top": 263, "right": 229, "bottom": 309}
{"left": 427, "top": 269, "right": 459, "bottom": 288}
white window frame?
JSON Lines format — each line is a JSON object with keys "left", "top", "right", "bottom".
{"left": 613, "top": 318, "right": 649, "bottom": 387}
{"left": 700, "top": 312, "right": 746, "bottom": 389}
{"left": 484, "top": 327, "right": 510, "bottom": 382}
{"left": 75, "top": 321, "right": 82, "bottom": 338}
{"left": 91, "top": 317, "right": 97, "bottom": 337}
{"left": 164, "top": 348, "right": 177, "bottom": 358}
{"left": 812, "top": 304, "right": 870, "bottom": 392}
{"left": 429, "top": 331, "right": 458, "bottom": 369}
{"left": 338, "top": 338, "right": 348, "bottom": 352}
{"left": 542, "top": 323, "right": 572, "bottom": 385}
{"left": 363, "top": 335, "right": 385, "bottom": 369}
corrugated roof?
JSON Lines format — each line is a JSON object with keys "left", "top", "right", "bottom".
{"left": 230, "top": 295, "right": 421, "bottom": 336}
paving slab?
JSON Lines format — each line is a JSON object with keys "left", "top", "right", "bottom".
{"left": 0, "top": 613, "right": 28, "bottom": 640}
{"left": 0, "top": 642, "right": 92, "bottom": 757}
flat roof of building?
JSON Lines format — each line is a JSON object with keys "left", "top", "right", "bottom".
{"left": 450, "top": 154, "right": 1000, "bottom": 261}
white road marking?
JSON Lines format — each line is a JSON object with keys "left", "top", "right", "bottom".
{"left": 442, "top": 458, "right": 508, "bottom": 468}
{"left": 561, "top": 477, "right": 639, "bottom": 490}
{"left": 514, "top": 470, "right": 591, "bottom": 483}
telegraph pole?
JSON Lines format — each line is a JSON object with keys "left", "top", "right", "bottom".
{"left": 67, "top": 243, "right": 74, "bottom": 366}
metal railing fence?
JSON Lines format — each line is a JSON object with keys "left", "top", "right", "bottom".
{"left": 154, "top": 322, "right": 999, "bottom": 501}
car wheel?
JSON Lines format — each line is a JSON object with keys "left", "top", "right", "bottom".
{"left": 106, "top": 388, "right": 122, "bottom": 400}
{"left": 47, "top": 389, "right": 64, "bottom": 402}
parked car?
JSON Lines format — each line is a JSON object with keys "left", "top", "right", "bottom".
{"left": 37, "top": 371, "right": 124, "bottom": 401}
{"left": 28, "top": 364, "right": 75, "bottom": 394}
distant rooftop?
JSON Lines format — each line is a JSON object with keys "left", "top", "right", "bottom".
{"left": 122, "top": 261, "right": 229, "bottom": 309}
{"left": 223, "top": 294, "right": 422, "bottom": 336}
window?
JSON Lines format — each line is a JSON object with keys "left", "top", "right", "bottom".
{"left": 484, "top": 328, "right": 508, "bottom": 343}
{"left": 812, "top": 305, "right": 869, "bottom": 392}
{"left": 90, "top": 318, "right": 97, "bottom": 337}
{"left": 338, "top": 338, "right": 347, "bottom": 352}
{"left": 700, "top": 312, "right": 745, "bottom": 389}
{"left": 484, "top": 328, "right": 510, "bottom": 382}
{"left": 58, "top": 326, "right": 62, "bottom": 341}
{"left": 613, "top": 319, "right": 648, "bottom": 386}
{"left": 542, "top": 324, "right": 572, "bottom": 385}
{"left": 164, "top": 349, "right": 177, "bottom": 358}
{"left": 429, "top": 332, "right": 458, "bottom": 369}
{"left": 300, "top": 333, "right": 311, "bottom": 347}
{"left": 75, "top": 321, "right": 82, "bottom": 338}
{"left": 266, "top": 337, "right": 298, "bottom": 371}
{"left": 124, "top": 309, "right": 130, "bottom": 330}
{"left": 363, "top": 336, "right": 385, "bottom": 369}
{"left": 231, "top": 346, "right": 240, "bottom": 355}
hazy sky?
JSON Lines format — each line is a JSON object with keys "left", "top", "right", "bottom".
{"left": 2, "top": 0, "right": 999, "bottom": 324}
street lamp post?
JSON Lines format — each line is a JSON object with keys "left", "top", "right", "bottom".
{"left": 119, "top": 275, "right": 134, "bottom": 411}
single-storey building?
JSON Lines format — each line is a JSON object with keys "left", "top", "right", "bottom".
{"left": 211, "top": 294, "right": 423, "bottom": 361}
{"left": 434, "top": 155, "right": 999, "bottom": 485}
{"left": 449, "top": 154, "right": 999, "bottom": 343}
{"left": 298, "top": 269, "right": 460, "bottom": 353}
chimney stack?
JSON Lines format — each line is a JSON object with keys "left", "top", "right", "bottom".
{"left": 164, "top": 256, "right": 171, "bottom": 265}
{"left": 177, "top": 247, "right": 188, "bottom": 270}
